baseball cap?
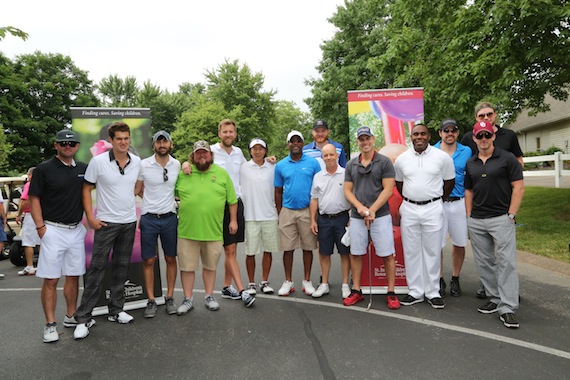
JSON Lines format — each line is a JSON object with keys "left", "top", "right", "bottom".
{"left": 473, "top": 121, "right": 494, "bottom": 135}
{"left": 287, "top": 130, "right": 304, "bottom": 142}
{"left": 249, "top": 138, "right": 267, "bottom": 149}
{"left": 153, "top": 130, "right": 171, "bottom": 142}
{"left": 312, "top": 119, "right": 329, "bottom": 130}
{"left": 55, "top": 129, "right": 80, "bottom": 143}
{"left": 356, "top": 126, "right": 374, "bottom": 138}
{"left": 439, "top": 118, "right": 458, "bottom": 130}
{"left": 192, "top": 140, "right": 211, "bottom": 153}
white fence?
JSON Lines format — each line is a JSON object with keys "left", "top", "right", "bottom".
{"left": 523, "top": 152, "right": 570, "bottom": 188}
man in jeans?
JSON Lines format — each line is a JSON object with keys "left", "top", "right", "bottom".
{"left": 465, "top": 121, "right": 524, "bottom": 328}
{"left": 135, "top": 131, "right": 180, "bottom": 318}
{"left": 74, "top": 122, "right": 141, "bottom": 340}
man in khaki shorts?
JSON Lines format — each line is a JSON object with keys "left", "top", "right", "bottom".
{"left": 274, "top": 131, "right": 321, "bottom": 296}
{"left": 175, "top": 140, "right": 254, "bottom": 314}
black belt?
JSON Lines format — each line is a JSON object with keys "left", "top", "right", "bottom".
{"left": 145, "top": 212, "right": 176, "bottom": 219}
{"left": 321, "top": 211, "right": 348, "bottom": 218}
{"left": 403, "top": 197, "right": 442, "bottom": 205}
{"left": 444, "top": 196, "right": 463, "bottom": 202}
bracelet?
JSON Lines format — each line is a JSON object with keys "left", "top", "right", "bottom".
{"left": 36, "top": 225, "right": 46, "bottom": 230}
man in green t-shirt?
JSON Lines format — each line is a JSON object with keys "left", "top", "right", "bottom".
{"left": 175, "top": 140, "right": 255, "bottom": 314}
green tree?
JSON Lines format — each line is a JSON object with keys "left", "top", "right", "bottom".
{"left": 0, "top": 26, "right": 28, "bottom": 41}
{"left": 97, "top": 74, "right": 139, "bottom": 107}
{"left": 271, "top": 100, "right": 312, "bottom": 160}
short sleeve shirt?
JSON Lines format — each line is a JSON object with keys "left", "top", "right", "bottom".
{"left": 138, "top": 154, "right": 180, "bottom": 215}
{"left": 433, "top": 142, "right": 473, "bottom": 197}
{"left": 211, "top": 143, "right": 246, "bottom": 198}
{"left": 274, "top": 154, "right": 321, "bottom": 210}
{"left": 311, "top": 166, "right": 350, "bottom": 215}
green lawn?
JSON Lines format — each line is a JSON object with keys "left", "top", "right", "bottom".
{"left": 516, "top": 187, "right": 570, "bottom": 263}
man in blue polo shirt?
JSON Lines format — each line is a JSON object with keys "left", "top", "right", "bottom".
{"left": 434, "top": 118, "right": 473, "bottom": 297}
{"left": 275, "top": 130, "right": 321, "bottom": 296}
{"left": 303, "top": 119, "right": 347, "bottom": 169}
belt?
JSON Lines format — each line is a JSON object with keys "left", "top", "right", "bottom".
{"left": 320, "top": 211, "right": 348, "bottom": 218}
{"left": 444, "top": 196, "right": 463, "bottom": 202}
{"left": 145, "top": 212, "right": 176, "bottom": 219}
{"left": 45, "top": 220, "right": 80, "bottom": 229}
{"left": 403, "top": 197, "right": 442, "bottom": 205}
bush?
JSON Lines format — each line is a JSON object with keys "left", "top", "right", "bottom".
{"left": 523, "top": 146, "right": 563, "bottom": 170}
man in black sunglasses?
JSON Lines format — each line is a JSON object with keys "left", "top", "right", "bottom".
{"left": 465, "top": 121, "right": 524, "bottom": 329}
{"left": 461, "top": 101, "right": 524, "bottom": 299}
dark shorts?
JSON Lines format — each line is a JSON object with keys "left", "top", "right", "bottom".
{"left": 317, "top": 211, "right": 350, "bottom": 256}
{"left": 223, "top": 198, "right": 245, "bottom": 247}
{"left": 140, "top": 212, "right": 178, "bottom": 260}
{"left": 0, "top": 219, "right": 6, "bottom": 242}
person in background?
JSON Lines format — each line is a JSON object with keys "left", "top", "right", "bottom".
{"left": 16, "top": 167, "right": 40, "bottom": 276}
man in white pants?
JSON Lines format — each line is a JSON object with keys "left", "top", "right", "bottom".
{"left": 395, "top": 123, "right": 455, "bottom": 309}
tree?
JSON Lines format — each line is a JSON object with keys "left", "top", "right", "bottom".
{"left": 97, "top": 74, "right": 139, "bottom": 107}
{"left": 271, "top": 100, "right": 312, "bottom": 160}
{"left": 0, "top": 26, "right": 28, "bottom": 41}
{"left": 1, "top": 52, "right": 99, "bottom": 171}
{"left": 308, "top": 0, "right": 570, "bottom": 139}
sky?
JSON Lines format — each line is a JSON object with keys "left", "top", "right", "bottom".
{"left": 2, "top": 1, "right": 345, "bottom": 112}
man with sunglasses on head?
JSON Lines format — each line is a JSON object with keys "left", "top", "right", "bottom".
{"left": 73, "top": 122, "right": 141, "bottom": 340}
{"left": 434, "top": 119, "right": 473, "bottom": 297}
{"left": 303, "top": 119, "right": 347, "bottom": 169}
{"left": 461, "top": 101, "right": 524, "bottom": 299}
{"left": 29, "top": 130, "right": 89, "bottom": 343}
{"left": 134, "top": 131, "right": 180, "bottom": 318}
{"left": 465, "top": 121, "right": 524, "bottom": 328}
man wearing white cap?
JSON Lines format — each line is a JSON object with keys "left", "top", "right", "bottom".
{"left": 240, "top": 138, "right": 279, "bottom": 294}
{"left": 135, "top": 130, "right": 180, "bottom": 318}
{"left": 274, "top": 131, "right": 321, "bottom": 296}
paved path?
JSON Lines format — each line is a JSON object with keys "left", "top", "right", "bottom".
{"left": 1, "top": 239, "right": 569, "bottom": 379}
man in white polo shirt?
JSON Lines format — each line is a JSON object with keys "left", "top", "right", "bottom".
{"left": 74, "top": 122, "right": 141, "bottom": 340}
{"left": 135, "top": 130, "right": 180, "bottom": 318}
{"left": 394, "top": 123, "right": 455, "bottom": 309}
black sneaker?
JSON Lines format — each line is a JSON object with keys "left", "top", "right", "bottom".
{"left": 450, "top": 276, "right": 462, "bottom": 297}
{"left": 477, "top": 301, "right": 498, "bottom": 314}
{"left": 400, "top": 294, "right": 424, "bottom": 306}
{"left": 221, "top": 285, "right": 241, "bottom": 300}
{"left": 427, "top": 297, "right": 445, "bottom": 309}
{"left": 439, "top": 277, "right": 446, "bottom": 297}
{"left": 500, "top": 313, "right": 519, "bottom": 328}
{"left": 476, "top": 282, "right": 487, "bottom": 299}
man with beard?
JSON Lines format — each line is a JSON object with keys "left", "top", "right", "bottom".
{"left": 395, "top": 123, "right": 455, "bottom": 309}
{"left": 135, "top": 131, "right": 180, "bottom": 318}
{"left": 303, "top": 119, "right": 347, "bottom": 169}
{"left": 176, "top": 141, "right": 254, "bottom": 313}
{"left": 74, "top": 122, "right": 141, "bottom": 340}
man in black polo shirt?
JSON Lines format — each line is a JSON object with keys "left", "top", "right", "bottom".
{"left": 29, "top": 130, "right": 90, "bottom": 343}
{"left": 465, "top": 121, "right": 524, "bottom": 329}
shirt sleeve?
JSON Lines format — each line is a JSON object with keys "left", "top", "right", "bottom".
{"left": 274, "top": 164, "right": 283, "bottom": 188}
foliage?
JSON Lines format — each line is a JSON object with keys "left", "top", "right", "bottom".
{"left": 0, "top": 26, "right": 28, "bottom": 41}
{"left": 308, "top": 0, "right": 570, "bottom": 141}
{"left": 523, "top": 146, "right": 564, "bottom": 169}
{"left": 271, "top": 101, "right": 312, "bottom": 160}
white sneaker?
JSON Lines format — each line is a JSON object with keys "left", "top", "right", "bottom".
{"left": 342, "top": 284, "right": 351, "bottom": 299}
{"left": 0, "top": 273, "right": 4, "bottom": 279}
{"left": 74, "top": 323, "right": 89, "bottom": 340}
{"left": 43, "top": 323, "right": 59, "bottom": 343}
{"left": 302, "top": 280, "right": 316, "bottom": 296}
{"left": 278, "top": 281, "right": 295, "bottom": 296}
{"left": 245, "top": 283, "right": 257, "bottom": 295}
{"left": 107, "top": 311, "right": 134, "bottom": 324}
{"left": 18, "top": 266, "right": 36, "bottom": 276}
{"left": 312, "top": 283, "right": 330, "bottom": 298}
{"left": 259, "top": 282, "right": 274, "bottom": 294}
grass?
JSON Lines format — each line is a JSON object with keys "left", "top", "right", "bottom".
{"left": 516, "top": 187, "right": 570, "bottom": 264}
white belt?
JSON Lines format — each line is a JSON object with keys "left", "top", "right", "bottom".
{"left": 45, "top": 221, "right": 80, "bottom": 229}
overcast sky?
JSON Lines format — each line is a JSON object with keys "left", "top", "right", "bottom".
{"left": 2, "top": 1, "right": 345, "bottom": 112}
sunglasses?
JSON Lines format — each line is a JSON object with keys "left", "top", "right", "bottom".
{"left": 475, "top": 132, "right": 493, "bottom": 140}
{"left": 58, "top": 141, "right": 78, "bottom": 147}
{"left": 477, "top": 111, "right": 494, "bottom": 119}
{"left": 442, "top": 127, "right": 459, "bottom": 134}
{"left": 163, "top": 168, "right": 168, "bottom": 182}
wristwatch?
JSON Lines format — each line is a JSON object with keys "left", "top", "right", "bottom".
{"left": 508, "top": 213, "right": 516, "bottom": 220}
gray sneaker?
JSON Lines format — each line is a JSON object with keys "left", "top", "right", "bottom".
{"left": 144, "top": 300, "right": 157, "bottom": 318}
{"left": 43, "top": 322, "right": 59, "bottom": 343}
{"left": 165, "top": 297, "right": 177, "bottom": 315}
{"left": 176, "top": 297, "right": 193, "bottom": 316}
{"left": 204, "top": 295, "right": 220, "bottom": 311}
{"left": 241, "top": 290, "right": 255, "bottom": 308}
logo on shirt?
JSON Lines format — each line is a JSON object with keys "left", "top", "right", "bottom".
{"left": 211, "top": 175, "right": 217, "bottom": 183}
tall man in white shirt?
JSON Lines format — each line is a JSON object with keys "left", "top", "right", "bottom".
{"left": 395, "top": 123, "right": 455, "bottom": 309}
{"left": 74, "top": 122, "right": 141, "bottom": 340}
{"left": 135, "top": 131, "right": 180, "bottom": 318}
{"left": 310, "top": 144, "right": 351, "bottom": 299}
{"left": 240, "top": 138, "right": 279, "bottom": 294}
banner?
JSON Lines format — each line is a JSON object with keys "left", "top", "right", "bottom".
{"left": 71, "top": 107, "right": 163, "bottom": 314}
{"left": 347, "top": 88, "right": 425, "bottom": 294}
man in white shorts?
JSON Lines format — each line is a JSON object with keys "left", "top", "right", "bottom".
{"left": 344, "top": 127, "right": 400, "bottom": 309}
{"left": 240, "top": 138, "right": 279, "bottom": 295}
{"left": 16, "top": 167, "right": 40, "bottom": 276}
{"left": 29, "top": 130, "right": 90, "bottom": 343}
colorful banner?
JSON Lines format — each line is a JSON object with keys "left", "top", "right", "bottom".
{"left": 71, "top": 107, "right": 163, "bottom": 314}
{"left": 347, "top": 88, "right": 425, "bottom": 294}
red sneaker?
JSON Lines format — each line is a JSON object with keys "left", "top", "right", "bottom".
{"left": 386, "top": 294, "right": 400, "bottom": 310}
{"left": 343, "top": 291, "right": 364, "bottom": 306}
